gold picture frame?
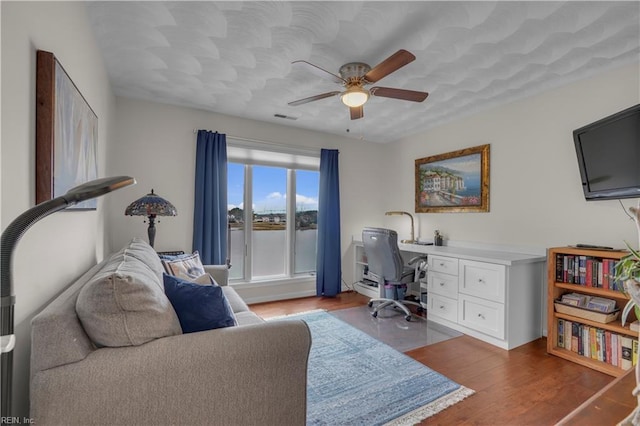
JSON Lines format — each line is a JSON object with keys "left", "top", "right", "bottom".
{"left": 415, "top": 144, "right": 490, "bottom": 213}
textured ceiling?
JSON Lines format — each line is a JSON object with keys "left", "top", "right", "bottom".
{"left": 86, "top": 1, "right": 640, "bottom": 143}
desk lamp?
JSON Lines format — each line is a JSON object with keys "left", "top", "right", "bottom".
{"left": 125, "top": 189, "right": 177, "bottom": 248}
{"left": 0, "top": 175, "right": 135, "bottom": 418}
{"left": 385, "top": 211, "right": 416, "bottom": 243}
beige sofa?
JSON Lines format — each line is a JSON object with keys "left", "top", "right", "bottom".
{"left": 30, "top": 238, "right": 311, "bottom": 425}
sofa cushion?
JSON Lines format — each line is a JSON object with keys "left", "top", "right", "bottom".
{"left": 123, "top": 237, "right": 165, "bottom": 282}
{"left": 163, "top": 274, "right": 237, "bottom": 333}
{"left": 76, "top": 253, "right": 182, "bottom": 347}
{"left": 161, "top": 251, "right": 206, "bottom": 281}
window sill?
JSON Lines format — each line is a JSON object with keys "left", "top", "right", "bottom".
{"left": 229, "top": 275, "right": 316, "bottom": 304}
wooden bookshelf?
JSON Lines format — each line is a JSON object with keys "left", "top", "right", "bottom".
{"left": 547, "top": 246, "right": 636, "bottom": 377}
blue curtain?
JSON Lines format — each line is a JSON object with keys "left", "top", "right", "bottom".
{"left": 316, "top": 149, "right": 341, "bottom": 296}
{"left": 193, "top": 130, "right": 227, "bottom": 265}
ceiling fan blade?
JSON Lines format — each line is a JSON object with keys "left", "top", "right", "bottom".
{"left": 288, "top": 91, "right": 341, "bottom": 106}
{"left": 350, "top": 105, "right": 363, "bottom": 120}
{"left": 363, "top": 49, "right": 416, "bottom": 83}
{"left": 370, "top": 87, "right": 429, "bottom": 102}
{"left": 292, "top": 60, "right": 345, "bottom": 84}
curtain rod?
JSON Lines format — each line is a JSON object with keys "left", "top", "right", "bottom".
{"left": 193, "top": 129, "right": 322, "bottom": 155}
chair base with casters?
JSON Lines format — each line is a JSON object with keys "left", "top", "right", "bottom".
{"left": 368, "top": 297, "right": 424, "bottom": 321}
{"left": 367, "top": 261, "right": 426, "bottom": 322}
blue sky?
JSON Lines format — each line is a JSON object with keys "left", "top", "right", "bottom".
{"left": 228, "top": 163, "right": 319, "bottom": 213}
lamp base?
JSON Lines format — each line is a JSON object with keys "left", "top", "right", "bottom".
{"left": 147, "top": 215, "right": 156, "bottom": 248}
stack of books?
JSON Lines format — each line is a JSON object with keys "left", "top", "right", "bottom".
{"left": 559, "top": 293, "right": 616, "bottom": 313}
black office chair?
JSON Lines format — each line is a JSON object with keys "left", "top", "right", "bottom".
{"left": 362, "top": 227, "right": 427, "bottom": 321}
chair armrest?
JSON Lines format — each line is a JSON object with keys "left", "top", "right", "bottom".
{"left": 31, "top": 320, "right": 311, "bottom": 426}
{"left": 204, "top": 264, "right": 229, "bottom": 285}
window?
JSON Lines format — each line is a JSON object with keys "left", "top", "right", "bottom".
{"left": 227, "top": 141, "right": 320, "bottom": 283}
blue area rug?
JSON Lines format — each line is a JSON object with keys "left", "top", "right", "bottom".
{"left": 271, "top": 310, "right": 474, "bottom": 425}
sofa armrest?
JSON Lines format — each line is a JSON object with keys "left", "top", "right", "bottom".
{"left": 31, "top": 320, "right": 311, "bottom": 426}
{"left": 204, "top": 264, "right": 229, "bottom": 285}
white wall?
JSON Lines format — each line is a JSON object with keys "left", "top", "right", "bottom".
{"left": 1, "top": 1, "right": 117, "bottom": 417}
{"left": 106, "top": 97, "right": 388, "bottom": 298}
{"left": 382, "top": 63, "right": 640, "bottom": 252}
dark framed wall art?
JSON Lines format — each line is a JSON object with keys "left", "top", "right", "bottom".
{"left": 36, "top": 50, "right": 98, "bottom": 209}
{"left": 415, "top": 144, "right": 490, "bottom": 213}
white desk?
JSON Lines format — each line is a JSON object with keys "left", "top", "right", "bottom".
{"left": 353, "top": 241, "right": 546, "bottom": 350}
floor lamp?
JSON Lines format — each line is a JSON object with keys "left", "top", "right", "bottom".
{"left": 0, "top": 176, "right": 135, "bottom": 418}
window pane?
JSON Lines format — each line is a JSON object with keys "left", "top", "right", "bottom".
{"left": 228, "top": 162, "right": 244, "bottom": 280}
{"left": 252, "top": 165, "right": 286, "bottom": 278}
{"left": 295, "top": 170, "right": 319, "bottom": 274}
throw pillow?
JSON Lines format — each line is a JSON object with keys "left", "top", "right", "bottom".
{"left": 76, "top": 253, "right": 182, "bottom": 347}
{"left": 192, "top": 273, "right": 218, "bottom": 285}
{"left": 123, "top": 237, "right": 165, "bottom": 282}
{"left": 161, "top": 251, "right": 206, "bottom": 281}
{"left": 163, "top": 273, "right": 237, "bottom": 333}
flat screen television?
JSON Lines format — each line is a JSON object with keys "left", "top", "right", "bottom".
{"left": 573, "top": 104, "right": 640, "bottom": 201}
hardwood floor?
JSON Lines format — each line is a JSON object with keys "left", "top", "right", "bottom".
{"left": 250, "top": 291, "right": 617, "bottom": 426}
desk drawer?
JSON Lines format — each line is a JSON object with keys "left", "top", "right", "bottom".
{"left": 429, "top": 255, "right": 459, "bottom": 276}
{"left": 428, "top": 293, "right": 458, "bottom": 322}
{"left": 459, "top": 260, "right": 505, "bottom": 303}
{"left": 458, "top": 294, "right": 505, "bottom": 339}
{"left": 427, "top": 271, "right": 458, "bottom": 299}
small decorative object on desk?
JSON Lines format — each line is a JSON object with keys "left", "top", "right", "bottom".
{"left": 434, "top": 230, "right": 443, "bottom": 246}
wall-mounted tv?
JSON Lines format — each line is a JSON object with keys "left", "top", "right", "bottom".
{"left": 573, "top": 104, "right": 640, "bottom": 201}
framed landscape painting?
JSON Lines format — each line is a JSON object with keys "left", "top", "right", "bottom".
{"left": 415, "top": 144, "right": 490, "bottom": 213}
{"left": 36, "top": 50, "right": 98, "bottom": 209}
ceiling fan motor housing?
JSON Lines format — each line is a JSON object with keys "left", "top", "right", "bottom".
{"left": 339, "top": 62, "right": 371, "bottom": 82}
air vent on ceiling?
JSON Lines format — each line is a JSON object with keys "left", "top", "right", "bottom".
{"left": 274, "top": 113, "right": 298, "bottom": 120}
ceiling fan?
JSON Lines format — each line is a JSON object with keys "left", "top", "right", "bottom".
{"left": 288, "top": 49, "right": 429, "bottom": 120}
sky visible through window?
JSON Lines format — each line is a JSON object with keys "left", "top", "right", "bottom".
{"left": 228, "top": 163, "right": 319, "bottom": 213}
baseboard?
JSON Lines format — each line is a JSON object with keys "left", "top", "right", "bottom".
{"left": 242, "top": 289, "right": 316, "bottom": 304}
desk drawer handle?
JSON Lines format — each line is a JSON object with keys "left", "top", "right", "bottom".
{"left": 439, "top": 282, "right": 445, "bottom": 287}
{"left": 439, "top": 262, "right": 445, "bottom": 267}
{"left": 439, "top": 305, "right": 445, "bottom": 310}
{"left": 477, "top": 313, "right": 486, "bottom": 320}
{"left": 478, "top": 278, "right": 485, "bottom": 284}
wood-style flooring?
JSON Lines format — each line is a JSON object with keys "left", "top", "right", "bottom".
{"left": 250, "top": 291, "right": 616, "bottom": 426}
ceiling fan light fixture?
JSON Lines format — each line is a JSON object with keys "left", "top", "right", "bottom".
{"left": 341, "top": 87, "right": 369, "bottom": 107}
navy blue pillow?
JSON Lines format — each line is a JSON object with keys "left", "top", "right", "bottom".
{"left": 163, "top": 273, "right": 237, "bottom": 333}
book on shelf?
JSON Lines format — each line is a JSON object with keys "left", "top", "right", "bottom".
{"left": 556, "top": 319, "right": 637, "bottom": 370}
{"left": 560, "top": 292, "right": 591, "bottom": 307}
{"left": 586, "top": 296, "right": 617, "bottom": 313}
{"left": 621, "top": 336, "right": 633, "bottom": 370}
{"left": 554, "top": 253, "right": 620, "bottom": 290}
